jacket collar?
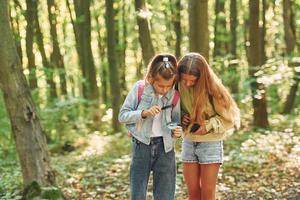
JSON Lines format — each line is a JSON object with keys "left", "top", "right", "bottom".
{"left": 144, "top": 82, "right": 174, "bottom": 101}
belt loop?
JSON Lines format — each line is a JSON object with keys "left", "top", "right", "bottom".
{"left": 150, "top": 136, "right": 163, "bottom": 145}
{"left": 193, "top": 142, "right": 197, "bottom": 148}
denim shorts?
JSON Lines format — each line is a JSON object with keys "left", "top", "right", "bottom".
{"left": 181, "top": 139, "right": 223, "bottom": 164}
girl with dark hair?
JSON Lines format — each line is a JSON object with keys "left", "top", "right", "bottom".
{"left": 119, "top": 53, "right": 182, "bottom": 200}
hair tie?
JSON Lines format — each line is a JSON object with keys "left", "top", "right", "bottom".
{"left": 163, "top": 57, "right": 170, "bottom": 68}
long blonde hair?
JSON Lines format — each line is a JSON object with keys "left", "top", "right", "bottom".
{"left": 178, "top": 52, "right": 238, "bottom": 123}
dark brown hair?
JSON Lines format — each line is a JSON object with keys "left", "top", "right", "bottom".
{"left": 145, "top": 53, "right": 177, "bottom": 83}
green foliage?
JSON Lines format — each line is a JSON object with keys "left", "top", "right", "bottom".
{"left": 0, "top": 147, "right": 22, "bottom": 200}
{"left": 0, "top": 95, "right": 22, "bottom": 200}
{"left": 0, "top": 93, "right": 12, "bottom": 148}
{"left": 23, "top": 181, "right": 42, "bottom": 200}
{"left": 41, "top": 186, "right": 65, "bottom": 200}
{"left": 2, "top": 0, "right": 300, "bottom": 198}
{"left": 23, "top": 181, "right": 65, "bottom": 200}
{"left": 212, "top": 55, "right": 300, "bottom": 115}
{"left": 40, "top": 97, "right": 94, "bottom": 142}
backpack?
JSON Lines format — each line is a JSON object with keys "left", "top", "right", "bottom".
{"left": 127, "top": 81, "right": 180, "bottom": 137}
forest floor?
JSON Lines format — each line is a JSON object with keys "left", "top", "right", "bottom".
{"left": 52, "top": 124, "right": 300, "bottom": 200}
{"left": 1, "top": 115, "right": 300, "bottom": 200}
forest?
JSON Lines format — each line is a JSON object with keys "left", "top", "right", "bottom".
{"left": 0, "top": 0, "right": 299, "bottom": 199}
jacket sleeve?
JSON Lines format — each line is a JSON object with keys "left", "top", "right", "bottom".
{"left": 205, "top": 98, "right": 239, "bottom": 134}
{"left": 118, "top": 81, "right": 144, "bottom": 124}
{"left": 171, "top": 98, "right": 181, "bottom": 125}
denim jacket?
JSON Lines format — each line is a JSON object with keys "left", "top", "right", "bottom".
{"left": 119, "top": 80, "right": 181, "bottom": 153}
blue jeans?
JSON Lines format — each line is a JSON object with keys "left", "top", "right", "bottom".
{"left": 130, "top": 137, "right": 176, "bottom": 200}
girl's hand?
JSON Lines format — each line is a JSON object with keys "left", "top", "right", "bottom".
{"left": 141, "top": 105, "right": 161, "bottom": 117}
{"left": 172, "top": 126, "right": 182, "bottom": 138}
{"left": 193, "top": 123, "right": 207, "bottom": 135}
{"left": 182, "top": 114, "right": 191, "bottom": 126}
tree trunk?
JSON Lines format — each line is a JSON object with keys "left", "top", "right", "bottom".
{"left": 94, "top": 13, "right": 109, "bottom": 105}
{"left": 228, "top": 0, "right": 239, "bottom": 94}
{"left": 282, "top": 69, "right": 300, "bottom": 113}
{"left": 121, "top": 0, "right": 127, "bottom": 97}
{"left": 10, "top": 0, "right": 23, "bottom": 65}
{"left": 282, "top": 0, "right": 297, "bottom": 114}
{"left": 188, "top": 0, "right": 209, "bottom": 60}
{"left": 213, "top": 0, "right": 226, "bottom": 57}
{"left": 260, "top": 0, "right": 267, "bottom": 64}
{"left": 105, "top": 0, "right": 121, "bottom": 131}
{"left": 230, "top": 0, "right": 237, "bottom": 57}
{"left": 47, "top": 0, "right": 68, "bottom": 96}
{"left": 248, "top": 0, "right": 269, "bottom": 127}
{"left": 0, "top": 0, "right": 56, "bottom": 188}
{"left": 283, "top": 0, "right": 296, "bottom": 53}
{"left": 74, "top": 0, "right": 99, "bottom": 101}
{"left": 134, "top": 0, "right": 155, "bottom": 65}
{"left": 68, "top": 0, "right": 99, "bottom": 100}
{"left": 25, "top": 0, "right": 38, "bottom": 89}
{"left": 170, "top": 0, "right": 182, "bottom": 59}
{"left": 115, "top": 1, "right": 127, "bottom": 100}
{"left": 244, "top": 15, "right": 249, "bottom": 59}
{"left": 135, "top": 42, "right": 143, "bottom": 79}
{"left": 33, "top": 0, "right": 57, "bottom": 99}
{"left": 65, "top": 0, "right": 77, "bottom": 97}
{"left": 163, "top": 8, "right": 172, "bottom": 48}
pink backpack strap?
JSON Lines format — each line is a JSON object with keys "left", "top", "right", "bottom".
{"left": 137, "top": 80, "right": 145, "bottom": 105}
{"left": 129, "top": 81, "right": 145, "bottom": 138}
{"left": 171, "top": 90, "right": 180, "bottom": 107}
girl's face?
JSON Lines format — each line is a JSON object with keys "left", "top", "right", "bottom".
{"left": 152, "top": 74, "right": 175, "bottom": 96}
{"left": 180, "top": 73, "right": 198, "bottom": 88}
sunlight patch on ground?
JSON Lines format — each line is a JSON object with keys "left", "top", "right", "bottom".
{"left": 241, "top": 130, "right": 300, "bottom": 169}
{"left": 76, "top": 131, "right": 112, "bottom": 160}
{"left": 101, "top": 108, "right": 113, "bottom": 122}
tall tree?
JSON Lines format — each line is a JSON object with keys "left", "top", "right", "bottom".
{"left": 163, "top": 4, "right": 172, "bottom": 48}
{"left": 248, "top": 0, "right": 269, "bottom": 127}
{"left": 75, "top": 0, "right": 99, "bottom": 100}
{"left": 188, "top": 0, "right": 209, "bottom": 60}
{"left": 10, "top": 0, "right": 23, "bottom": 65}
{"left": 170, "top": 0, "right": 182, "bottom": 59}
{"left": 94, "top": 12, "right": 109, "bottom": 105}
{"left": 33, "top": 0, "right": 57, "bottom": 99}
{"left": 230, "top": 0, "right": 237, "bottom": 57}
{"left": 213, "top": 0, "right": 227, "bottom": 57}
{"left": 282, "top": 0, "right": 298, "bottom": 113}
{"left": 47, "top": 0, "right": 68, "bottom": 96}
{"left": 134, "top": 0, "right": 155, "bottom": 65}
{"left": 67, "top": 0, "right": 99, "bottom": 100}
{"left": 0, "top": 0, "right": 56, "bottom": 190}
{"left": 105, "top": 0, "right": 121, "bottom": 131}
{"left": 228, "top": 0, "right": 239, "bottom": 94}
{"left": 117, "top": 0, "right": 127, "bottom": 98}
{"left": 25, "top": 0, "right": 38, "bottom": 89}
{"left": 260, "top": 0, "right": 267, "bottom": 64}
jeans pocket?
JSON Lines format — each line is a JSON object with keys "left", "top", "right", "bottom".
{"left": 132, "top": 137, "right": 141, "bottom": 152}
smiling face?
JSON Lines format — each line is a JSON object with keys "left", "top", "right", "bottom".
{"left": 180, "top": 73, "right": 198, "bottom": 88}
{"left": 152, "top": 74, "right": 175, "bottom": 96}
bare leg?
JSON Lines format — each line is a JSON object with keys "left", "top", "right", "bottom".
{"left": 183, "top": 163, "right": 201, "bottom": 200}
{"left": 199, "top": 163, "right": 220, "bottom": 200}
